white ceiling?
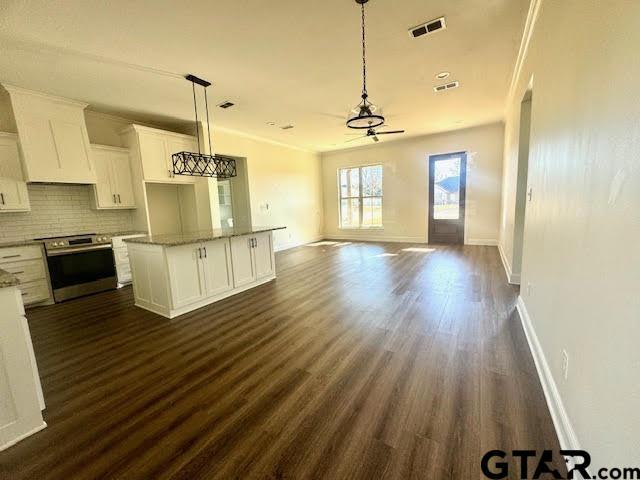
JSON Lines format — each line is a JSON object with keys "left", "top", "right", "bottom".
{"left": 0, "top": 0, "right": 529, "bottom": 152}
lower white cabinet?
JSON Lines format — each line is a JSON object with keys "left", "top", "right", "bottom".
{"left": 0, "top": 285, "right": 46, "bottom": 451}
{"left": 0, "top": 245, "right": 52, "bottom": 306}
{"left": 166, "top": 238, "right": 233, "bottom": 310}
{"left": 112, "top": 234, "right": 145, "bottom": 286}
{"left": 230, "top": 231, "right": 275, "bottom": 288}
{"left": 127, "top": 231, "right": 277, "bottom": 319}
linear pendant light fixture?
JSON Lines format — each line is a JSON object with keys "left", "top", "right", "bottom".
{"left": 346, "top": 0, "right": 385, "bottom": 130}
{"left": 172, "top": 74, "right": 237, "bottom": 178}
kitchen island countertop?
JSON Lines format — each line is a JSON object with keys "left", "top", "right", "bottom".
{"left": 123, "top": 226, "right": 286, "bottom": 247}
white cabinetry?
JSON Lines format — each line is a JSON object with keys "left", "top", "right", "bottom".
{"left": 230, "top": 231, "right": 275, "bottom": 287}
{"left": 201, "top": 239, "right": 234, "bottom": 297}
{"left": 0, "top": 133, "right": 30, "bottom": 212}
{"left": 0, "top": 245, "right": 52, "bottom": 306}
{"left": 121, "top": 125, "right": 197, "bottom": 183}
{"left": 3, "top": 85, "right": 95, "bottom": 184}
{"left": 0, "top": 285, "right": 46, "bottom": 451}
{"left": 127, "top": 231, "right": 277, "bottom": 319}
{"left": 112, "top": 234, "right": 144, "bottom": 286}
{"left": 90, "top": 145, "right": 136, "bottom": 209}
{"left": 166, "top": 238, "right": 233, "bottom": 309}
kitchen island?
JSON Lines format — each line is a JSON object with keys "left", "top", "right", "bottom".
{"left": 0, "top": 269, "right": 46, "bottom": 451}
{"left": 124, "top": 226, "right": 285, "bottom": 318}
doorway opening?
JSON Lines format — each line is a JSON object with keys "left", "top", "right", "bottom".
{"left": 511, "top": 89, "right": 533, "bottom": 283}
{"left": 216, "top": 156, "right": 252, "bottom": 228}
{"left": 428, "top": 151, "right": 467, "bottom": 244}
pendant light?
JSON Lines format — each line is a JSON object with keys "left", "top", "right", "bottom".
{"left": 346, "top": 0, "right": 385, "bottom": 130}
{"left": 172, "top": 74, "right": 237, "bottom": 178}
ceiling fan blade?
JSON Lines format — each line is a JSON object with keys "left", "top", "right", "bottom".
{"left": 345, "top": 136, "right": 367, "bottom": 143}
{"left": 374, "top": 130, "right": 405, "bottom": 135}
{"left": 372, "top": 136, "right": 380, "bottom": 142}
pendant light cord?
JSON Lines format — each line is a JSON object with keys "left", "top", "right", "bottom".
{"left": 204, "top": 88, "right": 213, "bottom": 155}
{"left": 361, "top": 2, "right": 367, "bottom": 98}
{"left": 192, "top": 81, "right": 201, "bottom": 154}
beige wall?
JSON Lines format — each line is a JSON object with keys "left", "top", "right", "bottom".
{"left": 499, "top": 0, "right": 640, "bottom": 468}
{"left": 321, "top": 123, "right": 504, "bottom": 244}
{"left": 214, "top": 129, "right": 323, "bottom": 251}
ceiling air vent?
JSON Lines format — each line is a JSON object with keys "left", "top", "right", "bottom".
{"left": 281, "top": 125, "right": 294, "bottom": 130}
{"left": 409, "top": 17, "right": 446, "bottom": 38}
{"left": 434, "top": 81, "right": 459, "bottom": 93}
{"left": 218, "top": 101, "right": 235, "bottom": 109}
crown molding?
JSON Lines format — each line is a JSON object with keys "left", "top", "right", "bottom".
{"left": 506, "top": 0, "right": 543, "bottom": 105}
{"left": 1, "top": 83, "right": 89, "bottom": 109}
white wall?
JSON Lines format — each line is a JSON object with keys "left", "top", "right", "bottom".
{"left": 499, "top": 0, "right": 640, "bottom": 468}
{"left": 321, "top": 123, "right": 504, "bottom": 244}
{"left": 214, "top": 129, "right": 324, "bottom": 251}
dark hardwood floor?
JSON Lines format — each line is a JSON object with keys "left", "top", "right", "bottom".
{"left": 0, "top": 242, "right": 562, "bottom": 479}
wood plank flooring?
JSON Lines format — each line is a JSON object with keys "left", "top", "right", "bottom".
{"left": 0, "top": 242, "right": 563, "bottom": 479}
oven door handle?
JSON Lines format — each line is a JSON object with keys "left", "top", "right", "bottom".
{"left": 47, "top": 244, "right": 113, "bottom": 256}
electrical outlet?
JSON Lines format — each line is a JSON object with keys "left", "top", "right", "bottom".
{"left": 561, "top": 350, "right": 569, "bottom": 381}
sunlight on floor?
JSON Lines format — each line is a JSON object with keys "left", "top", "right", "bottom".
{"left": 401, "top": 247, "right": 436, "bottom": 253}
{"left": 307, "top": 241, "right": 352, "bottom": 247}
{"left": 374, "top": 253, "right": 399, "bottom": 257}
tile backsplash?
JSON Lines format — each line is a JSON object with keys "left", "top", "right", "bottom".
{"left": 0, "top": 184, "right": 134, "bottom": 242}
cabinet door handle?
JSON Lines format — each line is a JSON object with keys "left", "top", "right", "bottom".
{"left": 0, "top": 192, "right": 4, "bottom": 205}
{"left": 204, "top": 247, "right": 207, "bottom": 258}
{"left": 117, "top": 194, "right": 121, "bottom": 204}
{"left": 197, "top": 247, "right": 201, "bottom": 259}
{"left": 113, "top": 194, "right": 117, "bottom": 203}
{"left": 2, "top": 254, "right": 20, "bottom": 259}
{"left": 253, "top": 238, "right": 257, "bottom": 248}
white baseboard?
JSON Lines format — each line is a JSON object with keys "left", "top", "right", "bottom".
{"left": 0, "top": 421, "right": 47, "bottom": 452}
{"left": 465, "top": 238, "right": 498, "bottom": 246}
{"left": 516, "top": 297, "right": 581, "bottom": 454}
{"left": 498, "top": 243, "right": 521, "bottom": 285}
{"left": 323, "top": 233, "right": 426, "bottom": 243}
{"left": 274, "top": 235, "right": 324, "bottom": 252}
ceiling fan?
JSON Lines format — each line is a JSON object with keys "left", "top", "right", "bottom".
{"left": 346, "top": 127, "right": 406, "bottom": 143}
{"left": 345, "top": 0, "right": 405, "bottom": 140}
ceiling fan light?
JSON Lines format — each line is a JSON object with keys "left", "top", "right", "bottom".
{"left": 347, "top": 100, "right": 385, "bottom": 129}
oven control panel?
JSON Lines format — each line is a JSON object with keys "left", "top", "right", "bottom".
{"left": 45, "top": 235, "right": 112, "bottom": 251}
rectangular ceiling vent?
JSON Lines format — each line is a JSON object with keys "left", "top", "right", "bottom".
{"left": 409, "top": 17, "right": 446, "bottom": 38}
{"left": 281, "top": 125, "right": 294, "bottom": 130}
{"left": 218, "top": 101, "right": 235, "bottom": 109}
{"left": 434, "top": 81, "right": 459, "bottom": 93}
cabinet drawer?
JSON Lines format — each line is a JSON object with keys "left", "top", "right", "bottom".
{"left": 0, "top": 245, "right": 43, "bottom": 264}
{"left": 117, "top": 263, "right": 132, "bottom": 284}
{"left": 1, "top": 259, "right": 46, "bottom": 283}
{"left": 18, "top": 279, "right": 50, "bottom": 306}
{"left": 113, "top": 247, "right": 129, "bottom": 264}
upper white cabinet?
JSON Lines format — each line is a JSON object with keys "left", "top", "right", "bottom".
{"left": 90, "top": 145, "right": 136, "bottom": 209}
{"left": 3, "top": 85, "right": 95, "bottom": 184}
{"left": 0, "top": 133, "right": 30, "bottom": 212}
{"left": 120, "top": 125, "right": 197, "bottom": 184}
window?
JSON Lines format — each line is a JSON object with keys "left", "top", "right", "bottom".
{"left": 339, "top": 165, "right": 383, "bottom": 228}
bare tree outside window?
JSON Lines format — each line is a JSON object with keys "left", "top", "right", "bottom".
{"left": 339, "top": 165, "right": 383, "bottom": 228}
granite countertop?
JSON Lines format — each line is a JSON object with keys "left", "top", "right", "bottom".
{"left": 0, "top": 239, "right": 44, "bottom": 248}
{"left": 124, "top": 226, "right": 286, "bottom": 246}
{"left": 103, "top": 231, "right": 148, "bottom": 237}
{"left": 0, "top": 268, "right": 20, "bottom": 288}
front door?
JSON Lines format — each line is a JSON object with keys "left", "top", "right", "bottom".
{"left": 428, "top": 152, "right": 467, "bottom": 244}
